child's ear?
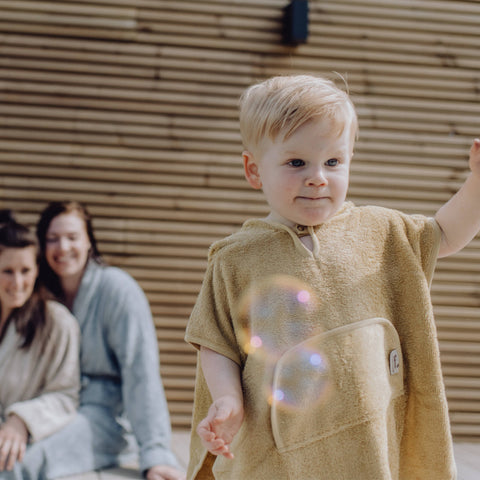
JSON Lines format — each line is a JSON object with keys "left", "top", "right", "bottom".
{"left": 243, "top": 151, "right": 262, "bottom": 189}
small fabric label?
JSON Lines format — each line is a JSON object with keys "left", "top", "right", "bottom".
{"left": 389, "top": 349, "right": 400, "bottom": 375}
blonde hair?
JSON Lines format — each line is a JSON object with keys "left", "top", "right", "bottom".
{"left": 239, "top": 74, "right": 358, "bottom": 153}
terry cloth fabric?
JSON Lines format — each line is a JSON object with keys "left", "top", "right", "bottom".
{"left": 185, "top": 202, "right": 456, "bottom": 480}
{"left": 0, "top": 300, "right": 80, "bottom": 442}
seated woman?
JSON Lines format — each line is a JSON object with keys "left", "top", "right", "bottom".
{"left": 0, "top": 210, "right": 79, "bottom": 478}
{"left": 28, "top": 201, "right": 185, "bottom": 480}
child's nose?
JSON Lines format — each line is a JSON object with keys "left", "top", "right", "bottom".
{"left": 306, "top": 167, "right": 328, "bottom": 187}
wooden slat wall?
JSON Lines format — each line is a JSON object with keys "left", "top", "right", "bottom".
{"left": 1, "top": 0, "right": 479, "bottom": 439}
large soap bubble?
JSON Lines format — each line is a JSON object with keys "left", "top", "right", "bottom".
{"left": 271, "top": 338, "right": 331, "bottom": 411}
{"left": 237, "top": 274, "right": 330, "bottom": 410}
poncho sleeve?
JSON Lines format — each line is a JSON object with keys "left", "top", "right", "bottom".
{"left": 396, "top": 212, "right": 442, "bottom": 284}
{"left": 185, "top": 242, "right": 244, "bottom": 367}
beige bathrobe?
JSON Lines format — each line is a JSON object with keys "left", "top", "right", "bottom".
{"left": 0, "top": 300, "right": 80, "bottom": 442}
{"left": 185, "top": 202, "right": 456, "bottom": 480}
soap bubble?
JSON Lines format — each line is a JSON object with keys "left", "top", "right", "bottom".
{"left": 270, "top": 341, "right": 331, "bottom": 411}
{"left": 237, "top": 274, "right": 331, "bottom": 410}
{"left": 238, "top": 275, "right": 321, "bottom": 360}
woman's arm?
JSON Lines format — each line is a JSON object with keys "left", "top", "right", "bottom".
{"left": 105, "top": 271, "right": 182, "bottom": 475}
{"left": 5, "top": 303, "right": 80, "bottom": 442}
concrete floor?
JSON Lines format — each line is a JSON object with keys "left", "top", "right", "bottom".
{"left": 59, "top": 432, "right": 480, "bottom": 479}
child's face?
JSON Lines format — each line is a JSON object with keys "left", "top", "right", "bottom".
{"left": 243, "top": 117, "right": 354, "bottom": 227}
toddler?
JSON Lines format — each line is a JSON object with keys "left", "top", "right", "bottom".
{"left": 185, "top": 74, "right": 480, "bottom": 479}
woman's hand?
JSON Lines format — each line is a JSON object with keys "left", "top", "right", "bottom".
{"left": 146, "top": 464, "right": 186, "bottom": 480}
{"left": 0, "top": 414, "right": 29, "bottom": 471}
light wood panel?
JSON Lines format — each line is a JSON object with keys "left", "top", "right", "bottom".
{"left": 1, "top": 0, "right": 479, "bottom": 439}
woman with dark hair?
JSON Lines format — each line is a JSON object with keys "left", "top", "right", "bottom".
{"left": 0, "top": 210, "right": 79, "bottom": 477}
{"left": 29, "top": 201, "right": 184, "bottom": 480}
{"left": 36, "top": 202, "right": 102, "bottom": 301}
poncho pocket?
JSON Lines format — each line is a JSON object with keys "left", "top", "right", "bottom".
{"left": 271, "top": 317, "right": 405, "bottom": 453}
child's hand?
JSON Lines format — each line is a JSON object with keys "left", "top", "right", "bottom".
{"left": 469, "top": 138, "right": 480, "bottom": 175}
{"left": 197, "top": 395, "right": 244, "bottom": 459}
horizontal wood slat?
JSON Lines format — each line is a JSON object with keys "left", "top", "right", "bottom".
{"left": 1, "top": 0, "right": 480, "bottom": 438}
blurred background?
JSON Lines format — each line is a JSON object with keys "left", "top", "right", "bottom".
{"left": 0, "top": 0, "right": 479, "bottom": 439}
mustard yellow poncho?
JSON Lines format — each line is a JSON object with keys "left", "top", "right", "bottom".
{"left": 185, "top": 202, "right": 456, "bottom": 480}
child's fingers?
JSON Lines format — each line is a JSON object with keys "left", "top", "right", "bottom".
{"left": 196, "top": 418, "right": 235, "bottom": 459}
{"left": 471, "top": 138, "right": 480, "bottom": 153}
{"left": 221, "top": 450, "right": 234, "bottom": 460}
{"left": 209, "top": 444, "right": 234, "bottom": 459}
{"left": 197, "top": 420, "right": 226, "bottom": 447}
{"left": 197, "top": 420, "right": 215, "bottom": 441}
{"left": 469, "top": 139, "right": 480, "bottom": 174}
{"left": 205, "top": 435, "right": 225, "bottom": 449}
{"left": 201, "top": 436, "right": 233, "bottom": 457}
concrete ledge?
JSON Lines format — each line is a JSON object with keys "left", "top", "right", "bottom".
{"left": 59, "top": 435, "right": 480, "bottom": 479}
{"left": 57, "top": 431, "right": 190, "bottom": 480}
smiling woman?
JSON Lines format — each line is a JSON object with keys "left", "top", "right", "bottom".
{"left": 0, "top": 210, "right": 80, "bottom": 478}
{"left": 26, "top": 201, "right": 185, "bottom": 480}
{"left": 0, "top": 243, "right": 37, "bottom": 329}
{"left": 43, "top": 208, "right": 94, "bottom": 311}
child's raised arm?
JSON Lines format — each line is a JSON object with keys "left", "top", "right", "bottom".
{"left": 435, "top": 139, "right": 480, "bottom": 258}
{"left": 197, "top": 347, "right": 244, "bottom": 459}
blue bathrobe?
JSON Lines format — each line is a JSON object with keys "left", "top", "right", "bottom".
{"left": 6, "top": 260, "right": 180, "bottom": 479}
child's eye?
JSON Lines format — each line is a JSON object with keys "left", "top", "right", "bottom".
{"left": 288, "top": 159, "right": 305, "bottom": 167}
{"left": 325, "top": 158, "right": 339, "bottom": 166}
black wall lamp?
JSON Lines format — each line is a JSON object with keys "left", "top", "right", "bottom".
{"left": 282, "top": 0, "right": 309, "bottom": 46}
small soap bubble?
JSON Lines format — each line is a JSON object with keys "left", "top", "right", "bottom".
{"left": 270, "top": 343, "right": 331, "bottom": 411}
